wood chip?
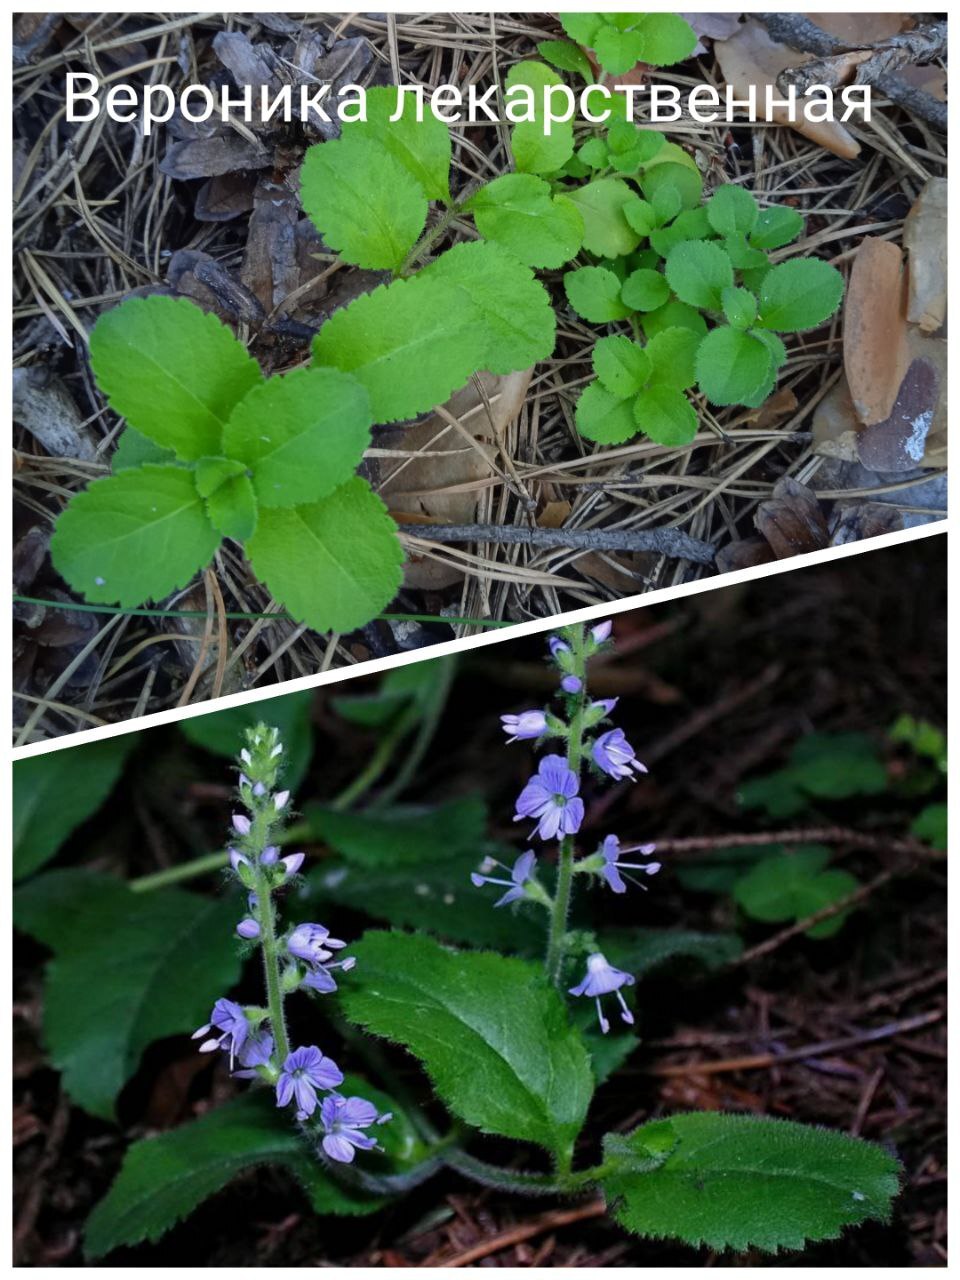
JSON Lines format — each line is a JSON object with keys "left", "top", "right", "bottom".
{"left": 903, "top": 178, "right": 948, "bottom": 333}
{"left": 843, "top": 237, "right": 909, "bottom": 426}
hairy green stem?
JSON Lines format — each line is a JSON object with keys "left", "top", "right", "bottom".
{"left": 129, "top": 850, "right": 227, "bottom": 892}
{"left": 398, "top": 199, "right": 466, "bottom": 275}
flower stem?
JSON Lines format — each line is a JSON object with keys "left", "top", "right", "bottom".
{"left": 255, "top": 869, "right": 291, "bottom": 1064}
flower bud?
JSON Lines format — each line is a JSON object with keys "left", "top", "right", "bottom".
{"left": 236, "top": 918, "right": 260, "bottom": 940}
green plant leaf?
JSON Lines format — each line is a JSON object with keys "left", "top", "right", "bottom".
{"left": 665, "top": 240, "right": 733, "bottom": 310}
{"left": 421, "top": 240, "right": 556, "bottom": 374}
{"left": 633, "top": 384, "right": 698, "bottom": 446}
{"left": 621, "top": 268, "right": 670, "bottom": 312}
{"left": 222, "top": 367, "right": 371, "bottom": 508}
{"left": 536, "top": 38, "right": 595, "bottom": 80}
{"left": 790, "top": 732, "right": 887, "bottom": 798}
{"left": 204, "top": 472, "right": 258, "bottom": 542}
{"left": 301, "top": 796, "right": 487, "bottom": 867}
{"left": 911, "top": 802, "right": 947, "bottom": 850}
{"left": 246, "top": 478, "right": 402, "bottom": 634}
{"left": 675, "top": 844, "right": 784, "bottom": 893}
{"left": 733, "top": 846, "right": 859, "bottom": 939}
{"left": 300, "top": 135, "right": 427, "bottom": 270}
{"left": 591, "top": 24, "right": 647, "bottom": 75}
{"left": 558, "top": 13, "right": 604, "bottom": 48}
{"left": 721, "top": 285, "right": 759, "bottom": 329}
{"left": 180, "top": 689, "right": 314, "bottom": 788}
{"left": 312, "top": 273, "right": 486, "bottom": 423}
{"left": 112, "top": 427, "right": 177, "bottom": 473}
{"left": 344, "top": 84, "right": 451, "bottom": 203}
{"left": 695, "top": 327, "right": 774, "bottom": 406}
{"left": 50, "top": 464, "right": 221, "bottom": 607}
{"left": 737, "top": 770, "right": 808, "bottom": 819}
{"left": 193, "top": 456, "right": 247, "bottom": 497}
{"left": 564, "top": 266, "right": 632, "bottom": 323}
{"left": 90, "top": 296, "right": 262, "bottom": 461}
{"left": 646, "top": 326, "right": 701, "bottom": 391}
{"left": 623, "top": 197, "right": 657, "bottom": 237}
{"left": 332, "top": 657, "right": 453, "bottom": 727}
{"left": 566, "top": 178, "right": 643, "bottom": 257}
{"left": 340, "top": 931, "right": 593, "bottom": 1159}
{"left": 13, "top": 869, "right": 243, "bottom": 1119}
{"left": 593, "top": 335, "right": 651, "bottom": 398}
{"left": 507, "top": 61, "right": 575, "bottom": 174}
{"left": 641, "top": 299, "right": 708, "bottom": 341}
{"left": 84, "top": 1083, "right": 420, "bottom": 1257}
{"left": 603, "top": 1111, "right": 900, "bottom": 1251}
{"left": 639, "top": 144, "right": 703, "bottom": 210}
{"left": 469, "top": 173, "right": 583, "bottom": 268}
{"left": 578, "top": 137, "right": 609, "bottom": 170}
{"left": 13, "top": 737, "right": 136, "bottom": 881}
{"left": 758, "top": 258, "right": 845, "bottom": 332}
{"left": 750, "top": 205, "right": 805, "bottom": 250}
{"left": 706, "top": 185, "right": 759, "bottom": 238}
{"left": 601, "top": 927, "right": 743, "bottom": 977}
{"left": 630, "top": 12, "right": 698, "bottom": 65}
{"left": 575, "top": 381, "right": 636, "bottom": 444}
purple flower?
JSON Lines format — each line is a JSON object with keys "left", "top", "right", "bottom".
{"left": 274, "top": 790, "right": 290, "bottom": 811}
{"left": 514, "top": 754, "right": 584, "bottom": 841}
{"left": 320, "top": 1094, "right": 392, "bottom": 1164}
{"left": 500, "top": 709, "right": 547, "bottom": 743}
{"left": 287, "top": 923, "right": 346, "bottom": 965}
{"left": 232, "top": 813, "right": 251, "bottom": 836}
{"left": 592, "top": 729, "right": 647, "bottom": 781}
{"left": 236, "top": 917, "right": 260, "bottom": 940}
{"left": 276, "top": 1045, "right": 343, "bottom": 1118}
{"left": 471, "top": 850, "right": 538, "bottom": 907}
{"left": 229, "top": 848, "right": 249, "bottom": 874}
{"left": 260, "top": 846, "right": 279, "bottom": 866}
{"left": 192, "top": 998, "right": 249, "bottom": 1063}
{"left": 592, "top": 698, "right": 618, "bottom": 716}
{"left": 561, "top": 674, "right": 582, "bottom": 694}
{"left": 281, "top": 852, "right": 305, "bottom": 877}
{"left": 598, "top": 835, "right": 661, "bottom": 894}
{"left": 591, "top": 619, "right": 613, "bottom": 644}
{"left": 301, "top": 955, "right": 356, "bottom": 994}
{"left": 569, "top": 953, "right": 635, "bottom": 1034}
{"left": 548, "top": 636, "right": 570, "bottom": 658}
{"left": 232, "top": 1029, "right": 274, "bottom": 1079}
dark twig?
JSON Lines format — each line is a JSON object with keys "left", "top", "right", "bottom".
{"left": 648, "top": 827, "right": 939, "bottom": 860}
{"left": 755, "top": 12, "right": 948, "bottom": 130}
{"left": 421, "top": 1200, "right": 607, "bottom": 1267}
{"left": 398, "top": 523, "right": 716, "bottom": 565}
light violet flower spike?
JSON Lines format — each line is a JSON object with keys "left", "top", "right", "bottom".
{"left": 276, "top": 1045, "right": 343, "bottom": 1118}
{"left": 514, "top": 754, "right": 584, "bottom": 840}
{"left": 320, "top": 1094, "right": 392, "bottom": 1163}
{"left": 561, "top": 674, "right": 582, "bottom": 694}
{"left": 232, "top": 813, "right": 251, "bottom": 836}
{"left": 193, "top": 997, "right": 249, "bottom": 1064}
{"left": 591, "top": 620, "right": 613, "bottom": 644}
{"left": 592, "top": 728, "right": 647, "bottom": 781}
{"left": 599, "top": 835, "right": 661, "bottom": 894}
{"left": 569, "top": 953, "right": 635, "bottom": 1034}
{"left": 501, "top": 709, "right": 548, "bottom": 743}
{"left": 302, "top": 955, "right": 356, "bottom": 994}
{"left": 287, "top": 923, "right": 346, "bottom": 965}
{"left": 471, "top": 850, "right": 538, "bottom": 907}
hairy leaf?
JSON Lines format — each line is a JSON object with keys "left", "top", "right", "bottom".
{"left": 593, "top": 335, "right": 651, "bottom": 398}
{"left": 507, "top": 61, "right": 575, "bottom": 174}
{"left": 695, "top": 326, "right": 774, "bottom": 406}
{"left": 340, "top": 931, "right": 593, "bottom": 1159}
{"left": 565, "top": 178, "right": 642, "bottom": 257}
{"left": 721, "top": 285, "right": 759, "bottom": 330}
{"left": 300, "top": 135, "right": 427, "bottom": 270}
{"left": 536, "top": 38, "right": 594, "bottom": 80}
{"left": 621, "top": 267, "right": 670, "bottom": 313}
{"left": 13, "top": 870, "right": 242, "bottom": 1119}
{"left": 112, "top": 427, "right": 177, "bottom": 473}
{"left": 50, "top": 465, "right": 221, "bottom": 606}
{"left": 758, "top": 259, "right": 845, "bottom": 332}
{"left": 469, "top": 173, "right": 583, "bottom": 268}
{"left": 90, "top": 296, "right": 262, "bottom": 460}
{"left": 246, "top": 478, "right": 403, "bottom": 634}
{"left": 706, "top": 185, "right": 759, "bottom": 238}
{"left": 301, "top": 796, "right": 487, "bottom": 868}
{"left": 575, "top": 381, "right": 637, "bottom": 444}
{"left": 345, "top": 85, "right": 451, "bottom": 203}
{"left": 641, "top": 299, "right": 708, "bottom": 341}
{"left": 603, "top": 1111, "right": 900, "bottom": 1251}
{"left": 204, "top": 472, "right": 258, "bottom": 542}
{"left": 312, "top": 274, "right": 485, "bottom": 423}
{"left": 750, "top": 205, "right": 805, "bottom": 250}
{"left": 422, "top": 240, "right": 556, "bottom": 373}
{"left": 665, "top": 240, "right": 733, "bottom": 310}
{"left": 564, "top": 266, "right": 632, "bottom": 323}
{"left": 13, "top": 738, "right": 136, "bottom": 881}
{"left": 646, "top": 326, "right": 700, "bottom": 391}
{"left": 602, "top": 927, "right": 743, "bottom": 976}
{"left": 223, "top": 367, "right": 371, "bottom": 508}
{"left": 633, "top": 384, "right": 698, "bottom": 446}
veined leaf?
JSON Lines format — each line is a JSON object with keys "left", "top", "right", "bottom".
{"left": 665, "top": 240, "right": 733, "bottom": 310}
{"left": 13, "top": 737, "right": 136, "bottom": 881}
{"left": 422, "top": 240, "right": 556, "bottom": 374}
{"left": 90, "top": 296, "right": 262, "bottom": 460}
{"left": 469, "top": 173, "right": 583, "bottom": 268}
{"left": 13, "top": 870, "right": 243, "bottom": 1120}
{"left": 603, "top": 1111, "right": 899, "bottom": 1251}
{"left": 706, "top": 185, "right": 759, "bottom": 238}
{"left": 566, "top": 178, "right": 642, "bottom": 258}
{"left": 750, "top": 205, "right": 805, "bottom": 250}
{"left": 223, "top": 367, "right": 372, "bottom": 508}
{"left": 758, "top": 258, "right": 845, "bottom": 332}
{"left": 112, "top": 427, "right": 177, "bottom": 473}
{"left": 204, "top": 473, "right": 258, "bottom": 542}
{"left": 506, "top": 61, "right": 576, "bottom": 174}
{"left": 575, "top": 381, "right": 637, "bottom": 444}
{"left": 246, "top": 478, "right": 403, "bottom": 634}
{"left": 695, "top": 327, "right": 774, "bottom": 406}
{"left": 300, "top": 135, "right": 427, "bottom": 270}
{"left": 344, "top": 85, "right": 451, "bottom": 203}
{"left": 732, "top": 846, "right": 859, "bottom": 939}
{"left": 340, "top": 931, "right": 593, "bottom": 1158}
{"left": 621, "top": 268, "right": 670, "bottom": 313}
{"left": 564, "top": 266, "right": 632, "bottom": 324}
{"left": 633, "top": 384, "right": 698, "bottom": 446}
{"left": 593, "top": 335, "right": 651, "bottom": 398}
{"left": 301, "top": 796, "right": 487, "bottom": 867}
{"left": 536, "top": 38, "right": 594, "bottom": 80}
{"left": 50, "top": 464, "right": 221, "bottom": 607}
{"left": 312, "top": 274, "right": 485, "bottom": 423}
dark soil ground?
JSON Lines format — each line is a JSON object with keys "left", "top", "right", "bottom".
{"left": 12, "top": 12, "right": 948, "bottom": 742}
{"left": 13, "top": 534, "right": 947, "bottom": 1266}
